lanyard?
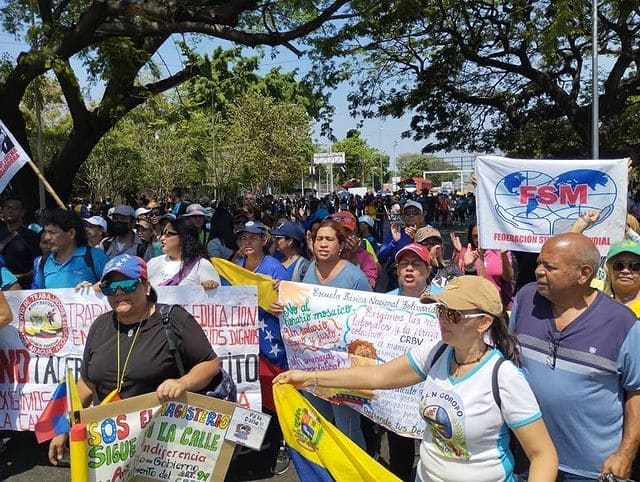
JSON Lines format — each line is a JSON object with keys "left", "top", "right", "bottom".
{"left": 115, "top": 311, "right": 147, "bottom": 393}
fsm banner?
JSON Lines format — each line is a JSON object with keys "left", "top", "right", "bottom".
{"left": 79, "top": 392, "right": 237, "bottom": 482}
{"left": 278, "top": 281, "right": 441, "bottom": 438}
{"left": 476, "top": 156, "right": 628, "bottom": 254}
{"left": 0, "top": 286, "right": 260, "bottom": 431}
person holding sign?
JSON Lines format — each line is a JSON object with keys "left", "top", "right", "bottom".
{"left": 274, "top": 276, "right": 558, "bottom": 482}
{"left": 48, "top": 254, "right": 221, "bottom": 465}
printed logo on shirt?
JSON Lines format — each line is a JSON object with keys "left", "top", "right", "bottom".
{"left": 17, "top": 292, "right": 68, "bottom": 355}
{"left": 421, "top": 384, "right": 470, "bottom": 460}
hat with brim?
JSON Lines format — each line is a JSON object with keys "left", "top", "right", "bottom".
{"left": 607, "top": 240, "right": 640, "bottom": 260}
{"left": 100, "top": 254, "right": 148, "bottom": 282}
{"left": 395, "top": 243, "right": 431, "bottom": 265}
{"left": 421, "top": 275, "right": 502, "bottom": 317}
{"left": 403, "top": 200, "right": 423, "bottom": 212}
{"left": 182, "top": 203, "right": 207, "bottom": 217}
{"left": 112, "top": 205, "right": 135, "bottom": 218}
{"left": 415, "top": 226, "right": 442, "bottom": 244}
{"left": 271, "top": 220, "right": 305, "bottom": 244}
{"left": 135, "top": 207, "right": 151, "bottom": 218}
{"left": 236, "top": 220, "right": 267, "bottom": 236}
{"left": 84, "top": 216, "right": 107, "bottom": 232}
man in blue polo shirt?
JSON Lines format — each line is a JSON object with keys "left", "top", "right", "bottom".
{"left": 511, "top": 233, "right": 640, "bottom": 481}
{"left": 32, "top": 209, "right": 108, "bottom": 289}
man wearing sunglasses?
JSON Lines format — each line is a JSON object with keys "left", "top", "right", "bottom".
{"left": 510, "top": 233, "right": 640, "bottom": 481}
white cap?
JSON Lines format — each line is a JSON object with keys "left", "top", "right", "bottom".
{"left": 182, "top": 203, "right": 207, "bottom": 217}
{"left": 403, "top": 200, "right": 423, "bottom": 212}
{"left": 84, "top": 216, "right": 107, "bottom": 232}
{"left": 135, "top": 207, "right": 151, "bottom": 218}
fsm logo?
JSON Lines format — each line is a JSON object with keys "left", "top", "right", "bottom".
{"left": 494, "top": 169, "right": 617, "bottom": 235}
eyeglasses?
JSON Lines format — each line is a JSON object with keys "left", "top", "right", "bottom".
{"left": 404, "top": 210, "right": 421, "bottom": 216}
{"left": 100, "top": 278, "right": 142, "bottom": 296}
{"left": 436, "top": 305, "right": 486, "bottom": 324}
{"left": 161, "top": 230, "right": 178, "bottom": 237}
{"left": 149, "top": 211, "right": 162, "bottom": 217}
{"left": 546, "top": 331, "right": 561, "bottom": 369}
{"left": 611, "top": 261, "right": 640, "bottom": 272}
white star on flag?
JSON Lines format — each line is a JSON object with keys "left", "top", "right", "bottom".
{"left": 256, "top": 318, "right": 267, "bottom": 331}
{"left": 269, "top": 343, "right": 281, "bottom": 357}
{"left": 264, "top": 330, "right": 275, "bottom": 343}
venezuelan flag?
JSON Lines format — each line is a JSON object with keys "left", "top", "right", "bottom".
{"left": 273, "top": 384, "right": 401, "bottom": 482}
{"left": 34, "top": 381, "right": 70, "bottom": 443}
{"left": 211, "top": 257, "right": 277, "bottom": 311}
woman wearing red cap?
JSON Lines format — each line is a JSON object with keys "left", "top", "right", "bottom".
{"left": 48, "top": 254, "right": 221, "bottom": 465}
{"left": 275, "top": 276, "right": 558, "bottom": 482}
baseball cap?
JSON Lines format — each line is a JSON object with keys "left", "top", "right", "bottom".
{"left": 312, "top": 208, "right": 330, "bottom": 222}
{"left": 330, "top": 211, "right": 357, "bottom": 233}
{"left": 135, "top": 219, "right": 153, "bottom": 231}
{"left": 236, "top": 220, "right": 267, "bottom": 235}
{"left": 135, "top": 207, "right": 151, "bottom": 218}
{"left": 271, "top": 221, "right": 305, "bottom": 244}
{"left": 84, "top": 216, "right": 107, "bottom": 232}
{"left": 395, "top": 243, "right": 431, "bottom": 265}
{"left": 403, "top": 200, "right": 423, "bottom": 213}
{"left": 112, "top": 205, "right": 135, "bottom": 218}
{"left": 182, "top": 203, "right": 207, "bottom": 217}
{"left": 358, "top": 215, "right": 375, "bottom": 229}
{"left": 415, "top": 226, "right": 442, "bottom": 244}
{"left": 100, "top": 254, "right": 148, "bottom": 282}
{"left": 421, "top": 275, "right": 503, "bottom": 317}
{"left": 607, "top": 240, "right": 640, "bottom": 260}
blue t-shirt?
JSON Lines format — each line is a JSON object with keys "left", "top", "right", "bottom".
{"left": 302, "top": 260, "right": 372, "bottom": 291}
{"left": 378, "top": 231, "right": 412, "bottom": 263}
{"left": 510, "top": 283, "right": 640, "bottom": 478}
{"left": 0, "top": 267, "right": 17, "bottom": 290}
{"left": 233, "top": 255, "right": 290, "bottom": 369}
{"left": 35, "top": 246, "right": 109, "bottom": 289}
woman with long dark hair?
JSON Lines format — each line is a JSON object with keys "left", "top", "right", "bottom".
{"left": 147, "top": 218, "right": 220, "bottom": 289}
{"left": 275, "top": 276, "right": 558, "bottom": 482}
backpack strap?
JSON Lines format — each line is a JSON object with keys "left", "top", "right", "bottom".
{"left": 84, "top": 247, "right": 98, "bottom": 282}
{"left": 492, "top": 357, "right": 506, "bottom": 409}
{"left": 429, "top": 342, "right": 448, "bottom": 370}
{"left": 159, "top": 304, "right": 186, "bottom": 376}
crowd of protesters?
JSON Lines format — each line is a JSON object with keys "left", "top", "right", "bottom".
{"left": 0, "top": 178, "right": 639, "bottom": 482}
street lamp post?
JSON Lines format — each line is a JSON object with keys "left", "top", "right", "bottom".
{"left": 592, "top": 0, "right": 599, "bottom": 159}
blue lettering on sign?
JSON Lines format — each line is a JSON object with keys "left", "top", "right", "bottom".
{"left": 493, "top": 169, "right": 617, "bottom": 235}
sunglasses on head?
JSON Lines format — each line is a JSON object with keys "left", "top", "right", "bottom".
{"left": 611, "top": 261, "right": 640, "bottom": 272}
{"left": 436, "top": 305, "right": 486, "bottom": 324}
{"left": 100, "top": 278, "right": 143, "bottom": 296}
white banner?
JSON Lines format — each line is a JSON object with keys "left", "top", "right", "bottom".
{"left": 278, "top": 281, "right": 441, "bottom": 438}
{"left": 0, "top": 120, "right": 30, "bottom": 193}
{"left": 476, "top": 155, "right": 628, "bottom": 254}
{"left": 0, "top": 286, "right": 260, "bottom": 431}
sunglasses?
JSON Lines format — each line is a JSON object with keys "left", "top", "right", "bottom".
{"left": 149, "top": 211, "right": 162, "bottom": 217}
{"left": 161, "top": 230, "right": 178, "bottom": 237}
{"left": 546, "top": 331, "right": 561, "bottom": 369}
{"left": 611, "top": 261, "right": 640, "bottom": 272}
{"left": 436, "top": 305, "right": 486, "bottom": 324}
{"left": 100, "top": 278, "right": 143, "bottom": 296}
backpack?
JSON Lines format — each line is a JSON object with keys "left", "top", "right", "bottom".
{"left": 37, "top": 247, "right": 98, "bottom": 288}
{"left": 159, "top": 304, "right": 236, "bottom": 402}
{"left": 429, "top": 343, "right": 506, "bottom": 409}
{"left": 103, "top": 238, "right": 148, "bottom": 258}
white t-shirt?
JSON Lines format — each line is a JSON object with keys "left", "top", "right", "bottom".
{"left": 407, "top": 343, "right": 541, "bottom": 482}
{"left": 147, "top": 255, "right": 221, "bottom": 287}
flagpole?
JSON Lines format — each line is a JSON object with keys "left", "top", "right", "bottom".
{"left": 26, "top": 159, "right": 66, "bottom": 209}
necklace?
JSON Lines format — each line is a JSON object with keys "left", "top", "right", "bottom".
{"left": 115, "top": 305, "right": 150, "bottom": 393}
{"left": 453, "top": 344, "right": 489, "bottom": 367}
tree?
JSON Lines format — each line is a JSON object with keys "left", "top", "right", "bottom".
{"left": 311, "top": 0, "right": 640, "bottom": 159}
{"left": 0, "top": 0, "right": 353, "bottom": 205}
{"left": 331, "top": 130, "right": 389, "bottom": 188}
{"left": 396, "top": 153, "right": 457, "bottom": 186}
{"left": 221, "top": 92, "right": 314, "bottom": 193}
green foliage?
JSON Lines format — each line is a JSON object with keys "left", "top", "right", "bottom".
{"left": 396, "top": 153, "right": 456, "bottom": 185}
{"left": 331, "top": 129, "right": 389, "bottom": 188}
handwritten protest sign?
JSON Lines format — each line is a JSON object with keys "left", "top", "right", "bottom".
{"left": 476, "top": 155, "right": 627, "bottom": 254}
{"left": 278, "top": 281, "right": 441, "bottom": 438}
{"left": 0, "top": 286, "right": 260, "bottom": 431}
{"left": 79, "top": 392, "right": 236, "bottom": 482}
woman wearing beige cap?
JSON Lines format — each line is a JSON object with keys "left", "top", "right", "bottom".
{"left": 274, "top": 276, "right": 558, "bottom": 482}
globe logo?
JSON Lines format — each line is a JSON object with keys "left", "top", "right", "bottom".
{"left": 494, "top": 169, "right": 617, "bottom": 235}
